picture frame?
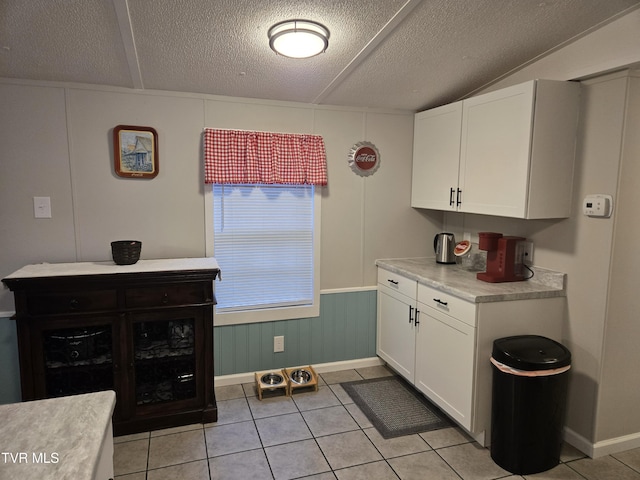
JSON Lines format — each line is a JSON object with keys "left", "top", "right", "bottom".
{"left": 113, "top": 125, "right": 159, "bottom": 178}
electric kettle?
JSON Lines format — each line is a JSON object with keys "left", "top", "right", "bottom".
{"left": 434, "top": 233, "right": 456, "bottom": 264}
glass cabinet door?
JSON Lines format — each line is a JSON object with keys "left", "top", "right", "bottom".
{"left": 42, "top": 323, "right": 114, "bottom": 397}
{"left": 133, "top": 314, "right": 199, "bottom": 407}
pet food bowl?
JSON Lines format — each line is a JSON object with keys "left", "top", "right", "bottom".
{"left": 255, "top": 370, "right": 289, "bottom": 400}
{"left": 289, "top": 369, "right": 312, "bottom": 384}
{"left": 261, "top": 373, "right": 284, "bottom": 385}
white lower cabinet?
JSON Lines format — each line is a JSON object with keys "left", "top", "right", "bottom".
{"left": 376, "top": 267, "right": 564, "bottom": 446}
{"left": 415, "top": 300, "right": 475, "bottom": 430}
{"left": 377, "top": 270, "right": 418, "bottom": 382}
{"left": 414, "top": 283, "right": 476, "bottom": 430}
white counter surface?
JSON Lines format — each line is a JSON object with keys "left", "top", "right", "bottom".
{"left": 0, "top": 391, "right": 116, "bottom": 480}
{"left": 4, "top": 257, "right": 220, "bottom": 280}
{"left": 376, "top": 257, "right": 566, "bottom": 303}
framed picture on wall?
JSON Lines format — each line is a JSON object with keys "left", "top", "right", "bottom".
{"left": 113, "top": 125, "right": 159, "bottom": 178}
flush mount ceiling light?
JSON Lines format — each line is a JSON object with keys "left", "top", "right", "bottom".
{"left": 268, "top": 19, "right": 329, "bottom": 59}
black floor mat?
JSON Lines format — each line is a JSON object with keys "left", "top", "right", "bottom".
{"left": 341, "top": 376, "right": 452, "bottom": 439}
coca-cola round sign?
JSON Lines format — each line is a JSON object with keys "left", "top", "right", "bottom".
{"left": 348, "top": 141, "right": 380, "bottom": 176}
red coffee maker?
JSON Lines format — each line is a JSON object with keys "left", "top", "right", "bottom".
{"left": 477, "top": 232, "right": 526, "bottom": 283}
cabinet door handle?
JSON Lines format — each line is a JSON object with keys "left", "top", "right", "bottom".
{"left": 449, "top": 187, "right": 455, "bottom": 207}
{"left": 409, "top": 305, "right": 414, "bottom": 324}
{"left": 433, "top": 298, "right": 448, "bottom": 307}
{"left": 387, "top": 279, "right": 399, "bottom": 285}
{"left": 456, "top": 188, "right": 462, "bottom": 207}
{"left": 415, "top": 309, "right": 420, "bottom": 326}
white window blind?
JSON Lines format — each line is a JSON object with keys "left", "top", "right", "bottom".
{"left": 213, "top": 184, "right": 315, "bottom": 312}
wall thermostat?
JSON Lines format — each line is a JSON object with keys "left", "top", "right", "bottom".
{"left": 583, "top": 194, "right": 613, "bottom": 218}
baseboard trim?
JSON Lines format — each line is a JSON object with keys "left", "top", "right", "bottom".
{"left": 564, "top": 428, "right": 594, "bottom": 457}
{"left": 564, "top": 427, "right": 640, "bottom": 458}
{"left": 214, "top": 356, "right": 385, "bottom": 387}
{"left": 592, "top": 432, "right": 640, "bottom": 458}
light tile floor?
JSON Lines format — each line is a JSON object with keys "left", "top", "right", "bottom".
{"left": 114, "top": 366, "right": 640, "bottom": 480}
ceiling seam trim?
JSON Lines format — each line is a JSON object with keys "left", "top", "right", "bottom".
{"left": 312, "top": 0, "right": 424, "bottom": 105}
{"left": 113, "top": 0, "right": 144, "bottom": 89}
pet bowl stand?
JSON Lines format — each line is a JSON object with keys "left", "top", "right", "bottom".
{"left": 284, "top": 365, "right": 319, "bottom": 394}
{"left": 255, "top": 369, "right": 289, "bottom": 400}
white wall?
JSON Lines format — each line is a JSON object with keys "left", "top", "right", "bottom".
{"left": 0, "top": 85, "right": 77, "bottom": 278}
{"left": 597, "top": 73, "right": 640, "bottom": 443}
{"left": 0, "top": 82, "right": 441, "bottom": 312}
{"left": 0, "top": 80, "right": 442, "bottom": 405}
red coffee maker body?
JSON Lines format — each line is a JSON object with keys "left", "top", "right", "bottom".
{"left": 477, "top": 232, "right": 527, "bottom": 283}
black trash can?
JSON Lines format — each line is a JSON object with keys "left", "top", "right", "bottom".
{"left": 490, "top": 335, "right": 571, "bottom": 475}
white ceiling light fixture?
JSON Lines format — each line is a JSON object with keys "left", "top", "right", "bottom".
{"left": 268, "top": 19, "right": 330, "bottom": 59}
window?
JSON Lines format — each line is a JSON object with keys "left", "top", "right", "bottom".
{"left": 206, "top": 184, "right": 320, "bottom": 325}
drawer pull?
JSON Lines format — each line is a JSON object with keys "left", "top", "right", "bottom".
{"left": 69, "top": 298, "right": 80, "bottom": 310}
{"left": 387, "top": 279, "right": 399, "bottom": 285}
{"left": 433, "top": 298, "right": 448, "bottom": 307}
{"left": 162, "top": 293, "right": 170, "bottom": 304}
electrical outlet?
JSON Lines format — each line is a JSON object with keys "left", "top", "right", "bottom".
{"left": 273, "top": 335, "right": 284, "bottom": 353}
{"left": 33, "top": 196, "right": 52, "bottom": 218}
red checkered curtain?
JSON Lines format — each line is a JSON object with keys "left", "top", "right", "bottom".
{"left": 204, "top": 129, "right": 328, "bottom": 185}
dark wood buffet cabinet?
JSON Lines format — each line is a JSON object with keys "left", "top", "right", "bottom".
{"left": 2, "top": 258, "right": 220, "bottom": 436}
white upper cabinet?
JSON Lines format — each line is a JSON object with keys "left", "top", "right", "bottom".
{"left": 411, "top": 80, "right": 580, "bottom": 219}
{"left": 411, "top": 102, "right": 463, "bottom": 211}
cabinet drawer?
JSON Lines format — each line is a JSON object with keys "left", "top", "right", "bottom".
{"left": 27, "top": 290, "right": 117, "bottom": 315}
{"left": 125, "top": 282, "right": 211, "bottom": 308}
{"left": 418, "top": 284, "right": 476, "bottom": 326}
{"left": 377, "top": 268, "right": 417, "bottom": 299}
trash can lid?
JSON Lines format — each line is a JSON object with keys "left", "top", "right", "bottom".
{"left": 492, "top": 335, "right": 571, "bottom": 371}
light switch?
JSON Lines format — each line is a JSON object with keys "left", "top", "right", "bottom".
{"left": 34, "top": 196, "right": 52, "bottom": 218}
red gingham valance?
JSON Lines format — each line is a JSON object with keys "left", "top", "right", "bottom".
{"left": 204, "top": 129, "right": 327, "bottom": 185}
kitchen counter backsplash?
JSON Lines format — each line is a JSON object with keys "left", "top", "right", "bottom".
{"left": 376, "top": 257, "right": 566, "bottom": 303}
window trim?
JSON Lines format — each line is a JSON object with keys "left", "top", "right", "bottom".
{"left": 204, "top": 183, "right": 321, "bottom": 326}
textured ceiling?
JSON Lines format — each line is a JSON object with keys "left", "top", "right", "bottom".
{"left": 1, "top": 0, "right": 639, "bottom": 111}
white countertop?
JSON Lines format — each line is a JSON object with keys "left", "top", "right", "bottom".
{"left": 4, "top": 257, "right": 220, "bottom": 280}
{"left": 376, "top": 257, "right": 566, "bottom": 303}
{"left": 0, "top": 391, "right": 116, "bottom": 480}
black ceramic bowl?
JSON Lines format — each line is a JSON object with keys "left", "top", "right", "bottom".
{"left": 111, "top": 240, "right": 142, "bottom": 265}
